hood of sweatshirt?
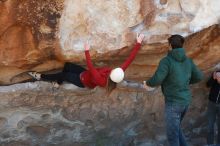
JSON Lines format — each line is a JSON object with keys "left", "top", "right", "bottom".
{"left": 168, "top": 48, "right": 186, "bottom": 62}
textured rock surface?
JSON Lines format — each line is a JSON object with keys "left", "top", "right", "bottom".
{"left": 0, "top": 0, "right": 64, "bottom": 84}
{"left": 0, "top": 81, "right": 208, "bottom": 146}
{"left": 0, "top": 0, "right": 220, "bottom": 84}
{"left": 0, "top": 0, "right": 220, "bottom": 146}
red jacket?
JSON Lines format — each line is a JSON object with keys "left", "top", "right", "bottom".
{"left": 80, "top": 42, "right": 141, "bottom": 88}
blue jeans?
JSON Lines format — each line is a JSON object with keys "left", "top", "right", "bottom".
{"left": 207, "top": 101, "right": 220, "bottom": 145}
{"left": 165, "top": 103, "right": 189, "bottom": 146}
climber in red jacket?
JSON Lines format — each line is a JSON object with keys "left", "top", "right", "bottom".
{"left": 28, "top": 34, "right": 144, "bottom": 89}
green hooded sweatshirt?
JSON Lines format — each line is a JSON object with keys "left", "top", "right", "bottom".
{"left": 147, "top": 48, "right": 203, "bottom": 105}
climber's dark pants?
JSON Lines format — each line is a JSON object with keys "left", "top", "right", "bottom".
{"left": 41, "top": 62, "right": 85, "bottom": 88}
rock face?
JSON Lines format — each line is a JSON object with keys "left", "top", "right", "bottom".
{"left": 0, "top": 0, "right": 220, "bottom": 84}
{"left": 0, "top": 81, "right": 208, "bottom": 146}
{"left": 0, "top": 0, "right": 64, "bottom": 84}
{"left": 0, "top": 0, "right": 220, "bottom": 145}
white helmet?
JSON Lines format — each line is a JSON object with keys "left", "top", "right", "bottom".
{"left": 110, "top": 67, "right": 124, "bottom": 83}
